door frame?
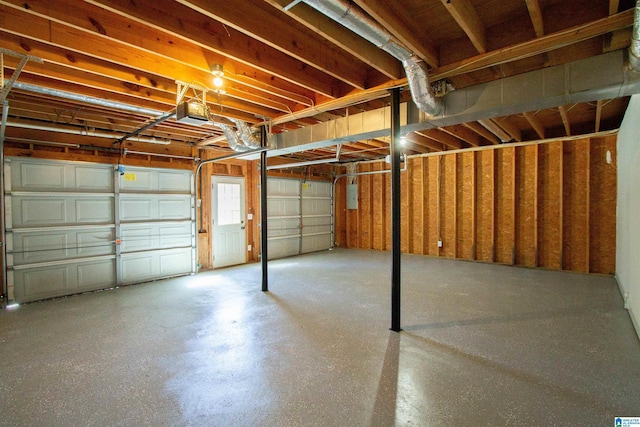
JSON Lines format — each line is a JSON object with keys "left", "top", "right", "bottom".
{"left": 211, "top": 175, "right": 247, "bottom": 268}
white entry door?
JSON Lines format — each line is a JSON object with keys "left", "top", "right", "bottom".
{"left": 212, "top": 176, "right": 246, "bottom": 268}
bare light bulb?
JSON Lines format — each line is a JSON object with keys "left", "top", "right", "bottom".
{"left": 213, "top": 76, "right": 223, "bottom": 87}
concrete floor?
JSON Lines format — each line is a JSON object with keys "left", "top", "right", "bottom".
{"left": 1, "top": 248, "right": 639, "bottom": 426}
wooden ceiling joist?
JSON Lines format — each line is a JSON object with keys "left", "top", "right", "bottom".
{"left": 523, "top": 111, "right": 546, "bottom": 139}
{"left": 558, "top": 105, "right": 572, "bottom": 136}
{"left": 525, "top": 0, "right": 545, "bottom": 38}
{"left": 174, "top": 0, "right": 371, "bottom": 90}
{"left": 441, "top": 0, "right": 486, "bottom": 53}
{"left": 353, "top": 0, "right": 440, "bottom": 67}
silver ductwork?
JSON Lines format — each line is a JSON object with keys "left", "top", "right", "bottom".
{"left": 219, "top": 123, "right": 251, "bottom": 152}
{"left": 630, "top": 0, "right": 640, "bottom": 71}
{"left": 11, "top": 81, "right": 164, "bottom": 116}
{"left": 230, "top": 118, "right": 261, "bottom": 149}
{"left": 299, "top": 0, "right": 442, "bottom": 117}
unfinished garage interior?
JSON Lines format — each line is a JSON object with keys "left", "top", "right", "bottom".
{"left": 1, "top": 0, "right": 640, "bottom": 424}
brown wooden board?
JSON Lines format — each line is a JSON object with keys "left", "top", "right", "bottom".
{"left": 457, "top": 152, "right": 475, "bottom": 259}
{"left": 516, "top": 145, "right": 538, "bottom": 267}
{"left": 334, "top": 176, "right": 347, "bottom": 248}
{"left": 537, "top": 141, "right": 563, "bottom": 270}
{"left": 384, "top": 165, "right": 392, "bottom": 252}
{"left": 589, "top": 136, "right": 617, "bottom": 274}
{"left": 441, "top": 155, "right": 457, "bottom": 258}
{"left": 401, "top": 159, "right": 410, "bottom": 253}
{"left": 360, "top": 163, "right": 372, "bottom": 249}
{"left": 495, "top": 147, "right": 516, "bottom": 264}
{"left": 372, "top": 163, "right": 384, "bottom": 250}
{"left": 411, "top": 158, "right": 424, "bottom": 255}
{"left": 562, "top": 139, "right": 590, "bottom": 272}
{"left": 425, "top": 157, "right": 439, "bottom": 256}
{"left": 476, "top": 150, "right": 495, "bottom": 262}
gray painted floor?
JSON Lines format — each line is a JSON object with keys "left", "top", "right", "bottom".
{"left": 1, "top": 248, "right": 639, "bottom": 426}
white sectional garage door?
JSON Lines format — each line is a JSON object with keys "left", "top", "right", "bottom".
{"left": 4, "top": 158, "right": 195, "bottom": 303}
{"left": 267, "top": 178, "right": 332, "bottom": 260}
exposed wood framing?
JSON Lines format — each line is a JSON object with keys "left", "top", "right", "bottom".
{"left": 336, "top": 135, "right": 617, "bottom": 275}
{"left": 441, "top": 0, "right": 486, "bottom": 53}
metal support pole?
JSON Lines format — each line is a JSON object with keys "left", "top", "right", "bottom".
{"left": 390, "top": 88, "right": 402, "bottom": 332}
{"left": 260, "top": 126, "right": 269, "bottom": 292}
{"left": 1, "top": 101, "right": 8, "bottom": 304}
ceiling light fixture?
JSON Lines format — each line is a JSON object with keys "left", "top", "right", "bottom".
{"left": 210, "top": 64, "right": 225, "bottom": 93}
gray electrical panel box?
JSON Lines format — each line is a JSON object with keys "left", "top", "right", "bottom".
{"left": 347, "top": 184, "right": 358, "bottom": 210}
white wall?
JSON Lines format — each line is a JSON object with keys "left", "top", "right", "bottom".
{"left": 617, "top": 94, "right": 640, "bottom": 340}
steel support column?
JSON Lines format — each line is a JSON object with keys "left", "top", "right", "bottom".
{"left": 390, "top": 88, "right": 402, "bottom": 332}
{"left": 260, "top": 126, "right": 269, "bottom": 292}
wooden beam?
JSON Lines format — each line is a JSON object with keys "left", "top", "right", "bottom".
{"left": 477, "top": 119, "right": 512, "bottom": 143}
{"left": 266, "top": 0, "right": 402, "bottom": 80}
{"left": 407, "top": 133, "right": 445, "bottom": 152}
{"left": 523, "top": 111, "right": 545, "bottom": 139}
{"left": 595, "top": 99, "right": 604, "bottom": 132}
{"left": 177, "top": 0, "right": 369, "bottom": 89}
{"left": 493, "top": 117, "right": 522, "bottom": 142}
{"left": 533, "top": 145, "right": 539, "bottom": 267}
{"left": 441, "top": 0, "right": 486, "bottom": 53}
{"left": 610, "top": 0, "right": 621, "bottom": 15}
{"left": 354, "top": 0, "right": 440, "bottom": 67}
{"left": 419, "top": 129, "right": 464, "bottom": 150}
{"left": 525, "top": 0, "right": 545, "bottom": 38}
{"left": 264, "top": 9, "right": 635, "bottom": 127}
{"left": 432, "top": 9, "right": 634, "bottom": 79}
{"left": 4, "top": 0, "right": 337, "bottom": 100}
{"left": 491, "top": 149, "right": 496, "bottom": 262}
{"left": 558, "top": 105, "right": 572, "bottom": 136}
{"left": 463, "top": 122, "right": 500, "bottom": 144}
{"left": 585, "top": 142, "right": 591, "bottom": 273}
{"left": 471, "top": 152, "right": 477, "bottom": 260}
{"left": 440, "top": 124, "right": 482, "bottom": 146}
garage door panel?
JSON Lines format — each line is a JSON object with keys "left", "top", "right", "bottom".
{"left": 302, "top": 216, "right": 332, "bottom": 234}
{"left": 267, "top": 178, "right": 299, "bottom": 196}
{"left": 6, "top": 158, "right": 195, "bottom": 303}
{"left": 75, "top": 167, "right": 113, "bottom": 191}
{"left": 121, "top": 222, "right": 191, "bottom": 252}
{"left": 11, "top": 159, "right": 113, "bottom": 192}
{"left": 302, "top": 199, "right": 332, "bottom": 215}
{"left": 120, "top": 168, "right": 192, "bottom": 193}
{"left": 120, "top": 195, "right": 191, "bottom": 222}
{"left": 158, "top": 171, "right": 192, "bottom": 192}
{"left": 267, "top": 198, "right": 299, "bottom": 217}
{"left": 13, "top": 258, "right": 116, "bottom": 303}
{"left": 267, "top": 178, "right": 332, "bottom": 260}
{"left": 12, "top": 195, "right": 114, "bottom": 227}
{"left": 301, "top": 234, "right": 332, "bottom": 253}
{"left": 76, "top": 199, "right": 113, "bottom": 223}
{"left": 121, "top": 248, "right": 192, "bottom": 283}
{"left": 268, "top": 237, "right": 300, "bottom": 259}
{"left": 301, "top": 181, "right": 332, "bottom": 198}
{"left": 9, "top": 227, "right": 115, "bottom": 265}
{"left": 267, "top": 217, "right": 300, "bottom": 238}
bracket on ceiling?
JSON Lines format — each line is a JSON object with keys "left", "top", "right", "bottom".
{"left": 0, "top": 48, "right": 44, "bottom": 102}
{"left": 176, "top": 80, "right": 209, "bottom": 107}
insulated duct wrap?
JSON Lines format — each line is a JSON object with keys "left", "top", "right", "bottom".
{"left": 230, "top": 118, "right": 261, "bottom": 149}
{"left": 403, "top": 56, "right": 443, "bottom": 117}
{"left": 300, "top": 0, "right": 441, "bottom": 117}
{"left": 220, "top": 123, "right": 250, "bottom": 152}
{"left": 630, "top": 0, "right": 640, "bottom": 71}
